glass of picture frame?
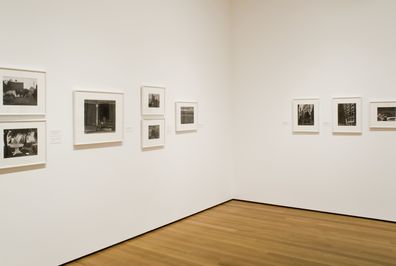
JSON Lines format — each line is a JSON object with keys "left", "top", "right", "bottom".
{"left": 141, "top": 119, "right": 165, "bottom": 149}
{"left": 332, "top": 97, "right": 362, "bottom": 133}
{"left": 73, "top": 90, "right": 124, "bottom": 145}
{"left": 141, "top": 86, "right": 165, "bottom": 116}
{"left": 175, "top": 102, "right": 198, "bottom": 132}
{"left": 370, "top": 101, "right": 396, "bottom": 129}
{"left": 292, "top": 98, "right": 320, "bottom": 133}
{"left": 0, "top": 120, "right": 46, "bottom": 169}
{"left": 0, "top": 67, "right": 46, "bottom": 115}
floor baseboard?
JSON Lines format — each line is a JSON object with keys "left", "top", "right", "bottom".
{"left": 60, "top": 198, "right": 233, "bottom": 265}
{"left": 233, "top": 198, "right": 396, "bottom": 224}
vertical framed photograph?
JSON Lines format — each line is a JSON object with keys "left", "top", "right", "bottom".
{"left": 0, "top": 67, "right": 46, "bottom": 115}
{"left": 141, "top": 119, "right": 165, "bottom": 148}
{"left": 293, "top": 98, "right": 320, "bottom": 132}
{"left": 332, "top": 97, "right": 362, "bottom": 133}
{"left": 74, "top": 90, "right": 124, "bottom": 145}
{"left": 141, "top": 86, "right": 165, "bottom": 116}
{"left": 0, "top": 120, "right": 46, "bottom": 169}
{"left": 370, "top": 101, "right": 396, "bottom": 129}
{"left": 175, "top": 102, "right": 198, "bottom": 132}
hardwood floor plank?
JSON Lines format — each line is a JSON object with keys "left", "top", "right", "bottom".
{"left": 65, "top": 200, "right": 396, "bottom": 266}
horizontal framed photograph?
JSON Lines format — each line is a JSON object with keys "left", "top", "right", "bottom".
{"left": 175, "top": 102, "right": 198, "bottom": 132}
{"left": 332, "top": 97, "right": 362, "bottom": 133}
{"left": 141, "top": 86, "right": 165, "bottom": 116}
{"left": 0, "top": 67, "right": 46, "bottom": 115}
{"left": 74, "top": 90, "right": 124, "bottom": 145}
{"left": 293, "top": 98, "right": 320, "bottom": 133}
{"left": 0, "top": 120, "right": 46, "bottom": 169}
{"left": 370, "top": 101, "right": 396, "bottom": 129}
{"left": 141, "top": 119, "right": 165, "bottom": 149}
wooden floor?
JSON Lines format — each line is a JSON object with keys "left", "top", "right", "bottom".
{"left": 66, "top": 200, "right": 396, "bottom": 266}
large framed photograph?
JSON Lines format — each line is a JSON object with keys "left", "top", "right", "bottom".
{"left": 141, "top": 86, "right": 165, "bottom": 116}
{"left": 175, "top": 102, "right": 198, "bottom": 132}
{"left": 332, "top": 97, "right": 362, "bottom": 133}
{"left": 74, "top": 90, "right": 124, "bottom": 145}
{"left": 0, "top": 67, "right": 46, "bottom": 115}
{"left": 293, "top": 98, "right": 320, "bottom": 132}
{"left": 0, "top": 120, "right": 46, "bottom": 169}
{"left": 370, "top": 101, "right": 396, "bottom": 129}
{"left": 141, "top": 119, "right": 165, "bottom": 149}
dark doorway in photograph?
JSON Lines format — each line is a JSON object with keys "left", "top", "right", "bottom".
{"left": 148, "top": 93, "right": 160, "bottom": 108}
{"left": 338, "top": 103, "right": 357, "bottom": 126}
{"left": 3, "top": 76, "right": 38, "bottom": 106}
{"left": 377, "top": 107, "right": 396, "bottom": 121}
{"left": 298, "top": 104, "right": 314, "bottom": 126}
{"left": 3, "top": 128, "right": 38, "bottom": 158}
{"left": 84, "top": 100, "right": 116, "bottom": 134}
{"left": 148, "top": 125, "right": 160, "bottom": 139}
{"left": 181, "top": 107, "right": 194, "bottom": 124}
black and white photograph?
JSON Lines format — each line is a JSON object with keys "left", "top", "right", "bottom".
{"left": 3, "top": 77, "right": 38, "bottom": 106}
{"left": 3, "top": 128, "right": 38, "bottom": 158}
{"left": 0, "top": 68, "right": 46, "bottom": 114}
{"left": 141, "top": 86, "right": 165, "bottom": 115}
{"left": 148, "top": 125, "right": 160, "bottom": 139}
{"left": 0, "top": 120, "right": 46, "bottom": 169}
{"left": 181, "top": 107, "right": 194, "bottom": 124}
{"left": 84, "top": 99, "right": 116, "bottom": 134}
{"left": 338, "top": 103, "right": 356, "bottom": 126}
{"left": 175, "top": 102, "right": 198, "bottom": 132}
{"left": 377, "top": 107, "right": 396, "bottom": 121}
{"left": 332, "top": 97, "right": 361, "bottom": 133}
{"left": 148, "top": 94, "right": 160, "bottom": 108}
{"left": 74, "top": 91, "right": 124, "bottom": 145}
{"left": 370, "top": 101, "right": 396, "bottom": 129}
{"left": 141, "top": 119, "right": 165, "bottom": 148}
{"left": 297, "top": 104, "right": 315, "bottom": 126}
{"left": 293, "top": 98, "right": 319, "bottom": 132}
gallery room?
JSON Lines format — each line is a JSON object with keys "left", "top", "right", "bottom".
{"left": 1, "top": 0, "right": 395, "bottom": 265}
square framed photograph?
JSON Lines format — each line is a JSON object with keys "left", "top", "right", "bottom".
{"left": 293, "top": 98, "right": 320, "bottom": 132}
{"left": 175, "top": 102, "right": 198, "bottom": 132}
{"left": 141, "top": 86, "right": 165, "bottom": 116}
{"left": 74, "top": 90, "right": 124, "bottom": 145}
{"left": 370, "top": 101, "right": 396, "bottom": 129}
{"left": 332, "top": 97, "right": 362, "bottom": 133}
{"left": 141, "top": 119, "right": 165, "bottom": 149}
{"left": 0, "top": 120, "right": 46, "bottom": 169}
{"left": 0, "top": 67, "right": 46, "bottom": 115}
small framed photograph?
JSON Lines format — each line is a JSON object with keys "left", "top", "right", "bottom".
{"left": 175, "top": 102, "right": 198, "bottom": 132}
{"left": 0, "top": 120, "right": 46, "bottom": 169}
{"left": 141, "top": 119, "right": 165, "bottom": 148}
{"left": 0, "top": 67, "right": 46, "bottom": 115}
{"left": 293, "top": 98, "right": 320, "bottom": 132}
{"left": 370, "top": 101, "right": 396, "bottom": 129}
{"left": 74, "top": 90, "right": 124, "bottom": 145}
{"left": 332, "top": 97, "right": 362, "bottom": 133}
{"left": 141, "top": 86, "right": 165, "bottom": 116}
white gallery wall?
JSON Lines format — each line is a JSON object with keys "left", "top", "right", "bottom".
{"left": 231, "top": 0, "right": 396, "bottom": 222}
{"left": 0, "top": 1, "right": 233, "bottom": 265}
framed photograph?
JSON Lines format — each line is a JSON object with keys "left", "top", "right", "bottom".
{"left": 74, "top": 90, "right": 124, "bottom": 145}
{"left": 175, "top": 102, "right": 198, "bottom": 132}
{"left": 370, "top": 101, "right": 396, "bottom": 129}
{"left": 141, "top": 86, "right": 165, "bottom": 116}
{"left": 141, "top": 119, "right": 165, "bottom": 148}
{"left": 0, "top": 67, "right": 46, "bottom": 115}
{"left": 293, "top": 98, "right": 320, "bottom": 132}
{"left": 332, "top": 97, "right": 362, "bottom": 133}
{"left": 0, "top": 120, "right": 46, "bottom": 169}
